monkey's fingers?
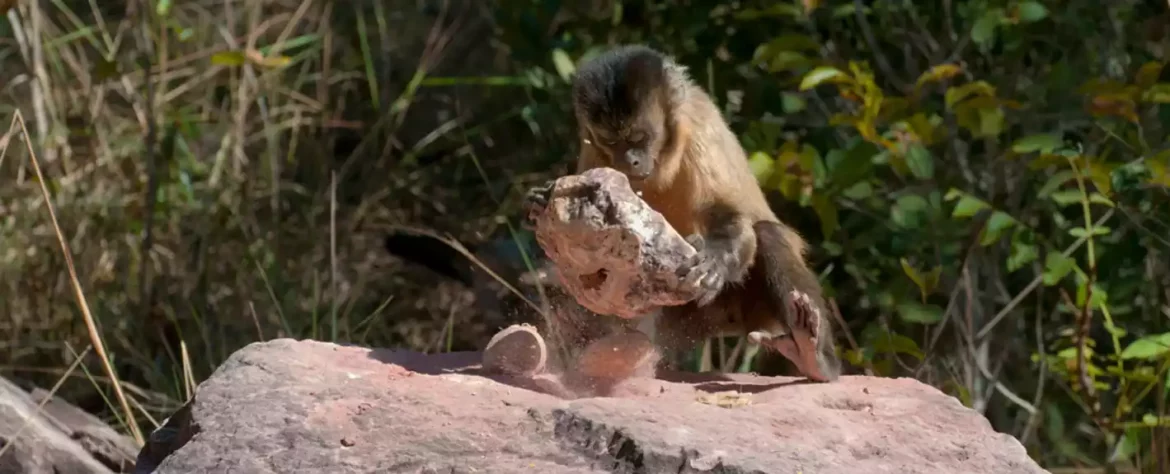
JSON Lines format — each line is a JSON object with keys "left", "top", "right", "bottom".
{"left": 522, "top": 186, "right": 553, "bottom": 229}
{"left": 681, "top": 259, "right": 722, "bottom": 307}
{"left": 684, "top": 233, "right": 706, "bottom": 251}
{"left": 524, "top": 181, "right": 554, "bottom": 209}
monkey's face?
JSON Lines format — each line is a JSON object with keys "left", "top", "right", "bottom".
{"left": 571, "top": 46, "right": 671, "bottom": 182}
{"left": 585, "top": 102, "right": 669, "bottom": 180}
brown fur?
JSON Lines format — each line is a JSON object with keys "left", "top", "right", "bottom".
{"left": 535, "top": 45, "right": 840, "bottom": 381}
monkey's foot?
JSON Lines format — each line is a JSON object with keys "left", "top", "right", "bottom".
{"left": 749, "top": 290, "right": 836, "bottom": 382}
{"left": 482, "top": 324, "right": 548, "bottom": 376}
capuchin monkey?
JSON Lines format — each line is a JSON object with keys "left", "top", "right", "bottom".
{"left": 525, "top": 45, "right": 841, "bottom": 382}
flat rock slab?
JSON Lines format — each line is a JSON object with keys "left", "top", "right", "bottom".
{"left": 0, "top": 376, "right": 125, "bottom": 474}
{"left": 137, "top": 339, "right": 1047, "bottom": 474}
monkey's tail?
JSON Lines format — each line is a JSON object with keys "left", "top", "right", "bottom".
{"left": 383, "top": 231, "right": 476, "bottom": 286}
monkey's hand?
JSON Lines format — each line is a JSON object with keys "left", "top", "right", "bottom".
{"left": 681, "top": 233, "right": 726, "bottom": 307}
{"left": 522, "top": 180, "right": 556, "bottom": 230}
{"left": 749, "top": 290, "right": 836, "bottom": 382}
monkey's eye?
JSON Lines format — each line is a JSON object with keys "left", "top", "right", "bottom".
{"left": 592, "top": 131, "right": 617, "bottom": 147}
{"left": 627, "top": 131, "right": 646, "bottom": 143}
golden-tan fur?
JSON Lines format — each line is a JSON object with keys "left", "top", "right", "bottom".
{"left": 536, "top": 45, "right": 840, "bottom": 381}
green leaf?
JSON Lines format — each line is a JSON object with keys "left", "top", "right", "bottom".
{"left": 905, "top": 143, "right": 935, "bottom": 179}
{"left": 914, "top": 63, "right": 964, "bottom": 89}
{"left": 1007, "top": 241, "right": 1039, "bottom": 272}
{"left": 211, "top": 51, "right": 247, "bottom": 66}
{"left": 901, "top": 258, "right": 924, "bottom": 293}
{"left": 1069, "top": 226, "right": 1111, "bottom": 238}
{"left": 976, "top": 107, "right": 1006, "bottom": 137}
{"left": 1044, "top": 404, "right": 1066, "bottom": 443}
{"left": 810, "top": 194, "right": 839, "bottom": 239}
{"left": 1089, "top": 193, "right": 1115, "bottom": 207}
{"left": 734, "top": 4, "right": 803, "bottom": 20}
{"left": 1017, "top": 1, "right": 1049, "bottom": 22}
{"left": 979, "top": 211, "right": 1017, "bottom": 246}
{"left": 951, "top": 194, "right": 989, "bottom": 218}
{"left": 748, "top": 151, "right": 776, "bottom": 183}
{"left": 892, "top": 194, "right": 929, "bottom": 228}
{"left": 896, "top": 301, "right": 945, "bottom": 325}
{"left": 1120, "top": 332, "right": 1170, "bottom": 360}
{"left": 945, "top": 81, "right": 996, "bottom": 108}
{"left": 781, "top": 92, "right": 807, "bottom": 113}
{"left": 1038, "top": 170, "right": 1076, "bottom": 196}
{"left": 842, "top": 181, "right": 873, "bottom": 200}
{"left": 871, "top": 332, "right": 925, "bottom": 360}
{"left": 754, "top": 34, "right": 821, "bottom": 57}
{"left": 901, "top": 259, "right": 941, "bottom": 300}
{"left": 826, "top": 138, "right": 878, "bottom": 189}
{"left": 1075, "top": 281, "right": 1108, "bottom": 308}
{"left": 551, "top": 49, "right": 576, "bottom": 82}
{"left": 800, "top": 66, "right": 848, "bottom": 91}
{"left": 1050, "top": 189, "right": 1083, "bottom": 206}
{"left": 1042, "top": 252, "right": 1076, "bottom": 286}
{"left": 971, "top": 9, "right": 1003, "bottom": 47}
{"left": 1011, "top": 133, "right": 1062, "bottom": 154}
{"left": 800, "top": 144, "right": 827, "bottom": 186}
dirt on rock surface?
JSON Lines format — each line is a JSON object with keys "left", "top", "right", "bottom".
{"left": 134, "top": 338, "right": 1048, "bottom": 474}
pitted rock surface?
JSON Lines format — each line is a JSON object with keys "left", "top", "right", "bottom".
{"left": 529, "top": 167, "right": 701, "bottom": 319}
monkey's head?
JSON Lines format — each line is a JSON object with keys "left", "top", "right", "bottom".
{"left": 571, "top": 45, "right": 678, "bottom": 181}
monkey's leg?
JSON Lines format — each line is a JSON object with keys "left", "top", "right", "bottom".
{"left": 748, "top": 220, "right": 842, "bottom": 382}
{"left": 749, "top": 290, "right": 841, "bottom": 382}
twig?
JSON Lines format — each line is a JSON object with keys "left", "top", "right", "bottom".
{"left": 330, "top": 170, "right": 339, "bottom": 341}
{"left": 1058, "top": 288, "right": 1107, "bottom": 429}
{"left": 853, "top": 0, "right": 908, "bottom": 92}
{"left": 976, "top": 209, "right": 1116, "bottom": 339}
{"left": 4, "top": 110, "right": 143, "bottom": 445}
{"left": 827, "top": 298, "right": 874, "bottom": 376}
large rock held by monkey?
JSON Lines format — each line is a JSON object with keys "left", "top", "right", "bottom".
{"left": 527, "top": 167, "right": 700, "bottom": 319}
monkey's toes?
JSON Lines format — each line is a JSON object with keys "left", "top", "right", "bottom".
{"left": 749, "top": 330, "right": 832, "bottom": 383}
{"left": 787, "top": 290, "right": 820, "bottom": 337}
{"left": 483, "top": 324, "right": 547, "bottom": 376}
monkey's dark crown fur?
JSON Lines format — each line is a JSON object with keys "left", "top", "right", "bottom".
{"left": 570, "top": 45, "right": 669, "bottom": 126}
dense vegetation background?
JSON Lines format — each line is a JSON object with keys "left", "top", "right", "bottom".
{"left": 3, "top": 0, "right": 1170, "bottom": 471}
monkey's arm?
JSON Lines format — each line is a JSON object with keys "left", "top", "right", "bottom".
{"left": 683, "top": 202, "right": 758, "bottom": 306}
{"left": 749, "top": 220, "right": 841, "bottom": 382}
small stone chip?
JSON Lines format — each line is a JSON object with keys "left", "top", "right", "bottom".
{"left": 695, "top": 391, "right": 752, "bottom": 408}
{"left": 341, "top": 437, "right": 356, "bottom": 447}
{"left": 482, "top": 324, "right": 547, "bottom": 376}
